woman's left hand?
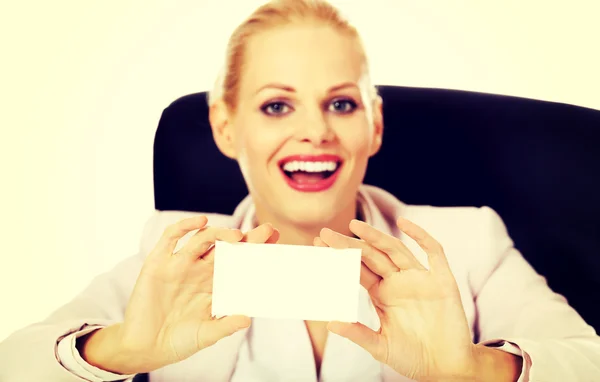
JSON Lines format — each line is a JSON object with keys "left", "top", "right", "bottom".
{"left": 316, "top": 217, "right": 478, "bottom": 381}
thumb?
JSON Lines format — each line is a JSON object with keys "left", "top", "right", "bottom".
{"left": 327, "top": 321, "right": 382, "bottom": 359}
{"left": 199, "top": 315, "right": 251, "bottom": 349}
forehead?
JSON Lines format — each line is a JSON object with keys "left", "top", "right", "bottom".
{"left": 240, "top": 24, "right": 364, "bottom": 93}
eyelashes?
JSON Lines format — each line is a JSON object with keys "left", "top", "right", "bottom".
{"left": 260, "top": 98, "right": 359, "bottom": 117}
{"left": 328, "top": 99, "right": 357, "bottom": 113}
{"left": 261, "top": 101, "right": 291, "bottom": 116}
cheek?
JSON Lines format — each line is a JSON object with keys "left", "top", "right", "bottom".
{"left": 235, "top": 122, "right": 286, "bottom": 164}
{"left": 335, "top": 120, "right": 373, "bottom": 158}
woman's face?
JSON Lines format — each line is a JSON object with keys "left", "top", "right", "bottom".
{"left": 212, "top": 24, "right": 383, "bottom": 227}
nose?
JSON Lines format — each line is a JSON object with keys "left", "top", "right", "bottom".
{"left": 295, "top": 109, "right": 335, "bottom": 146}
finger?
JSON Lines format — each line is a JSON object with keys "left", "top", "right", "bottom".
{"left": 154, "top": 216, "right": 209, "bottom": 255}
{"left": 242, "top": 223, "right": 274, "bottom": 243}
{"left": 265, "top": 228, "right": 280, "bottom": 244}
{"left": 327, "top": 321, "right": 383, "bottom": 361}
{"left": 199, "top": 315, "right": 251, "bottom": 350}
{"left": 242, "top": 223, "right": 280, "bottom": 245}
{"left": 360, "top": 263, "right": 380, "bottom": 292}
{"left": 204, "top": 225, "right": 280, "bottom": 264}
{"left": 177, "top": 227, "right": 244, "bottom": 260}
{"left": 396, "top": 217, "right": 449, "bottom": 273}
{"left": 314, "top": 236, "right": 379, "bottom": 291}
{"left": 349, "top": 220, "right": 425, "bottom": 271}
{"left": 313, "top": 236, "right": 328, "bottom": 247}
{"left": 320, "top": 227, "right": 398, "bottom": 278}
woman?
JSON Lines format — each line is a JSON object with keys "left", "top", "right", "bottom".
{"left": 1, "top": 0, "right": 599, "bottom": 381}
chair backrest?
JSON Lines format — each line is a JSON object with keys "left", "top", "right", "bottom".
{"left": 153, "top": 85, "right": 600, "bottom": 331}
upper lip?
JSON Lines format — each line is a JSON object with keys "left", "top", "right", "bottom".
{"left": 278, "top": 154, "right": 342, "bottom": 167}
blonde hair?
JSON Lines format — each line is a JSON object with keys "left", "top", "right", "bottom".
{"left": 207, "top": 0, "right": 378, "bottom": 110}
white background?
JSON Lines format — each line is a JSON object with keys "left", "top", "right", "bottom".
{"left": 1, "top": 0, "right": 599, "bottom": 341}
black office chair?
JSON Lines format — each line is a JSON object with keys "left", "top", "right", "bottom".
{"left": 149, "top": 86, "right": 600, "bottom": 377}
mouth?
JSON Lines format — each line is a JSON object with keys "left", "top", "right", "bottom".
{"left": 278, "top": 154, "right": 343, "bottom": 192}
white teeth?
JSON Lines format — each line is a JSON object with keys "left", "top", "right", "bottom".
{"left": 282, "top": 161, "right": 339, "bottom": 173}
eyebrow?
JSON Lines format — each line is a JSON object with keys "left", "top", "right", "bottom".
{"left": 255, "top": 82, "right": 358, "bottom": 95}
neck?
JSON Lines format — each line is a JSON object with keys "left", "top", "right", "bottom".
{"left": 254, "top": 199, "right": 359, "bottom": 246}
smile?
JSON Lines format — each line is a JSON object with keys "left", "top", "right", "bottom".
{"left": 278, "top": 154, "right": 343, "bottom": 192}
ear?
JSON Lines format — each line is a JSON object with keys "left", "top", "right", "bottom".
{"left": 369, "top": 95, "right": 384, "bottom": 157}
{"left": 209, "top": 99, "right": 237, "bottom": 159}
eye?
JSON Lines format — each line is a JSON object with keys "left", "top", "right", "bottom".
{"left": 261, "top": 101, "right": 292, "bottom": 116}
{"left": 328, "top": 98, "right": 357, "bottom": 113}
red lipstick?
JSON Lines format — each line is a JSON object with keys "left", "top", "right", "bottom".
{"left": 278, "top": 154, "right": 343, "bottom": 192}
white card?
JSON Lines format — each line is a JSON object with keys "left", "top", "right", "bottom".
{"left": 212, "top": 241, "right": 362, "bottom": 322}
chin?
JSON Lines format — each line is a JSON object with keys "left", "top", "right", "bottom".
{"left": 279, "top": 195, "right": 350, "bottom": 227}
{"left": 284, "top": 211, "right": 336, "bottom": 229}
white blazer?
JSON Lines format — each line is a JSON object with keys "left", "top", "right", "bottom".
{"left": 0, "top": 185, "right": 598, "bottom": 381}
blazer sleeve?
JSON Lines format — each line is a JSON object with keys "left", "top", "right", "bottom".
{"left": 471, "top": 207, "right": 600, "bottom": 381}
{"left": 0, "top": 213, "right": 163, "bottom": 382}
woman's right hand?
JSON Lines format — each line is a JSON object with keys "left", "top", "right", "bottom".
{"left": 81, "top": 216, "right": 279, "bottom": 374}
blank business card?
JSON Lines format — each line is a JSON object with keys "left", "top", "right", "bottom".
{"left": 212, "top": 240, "right": 362, "bottom": 322}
